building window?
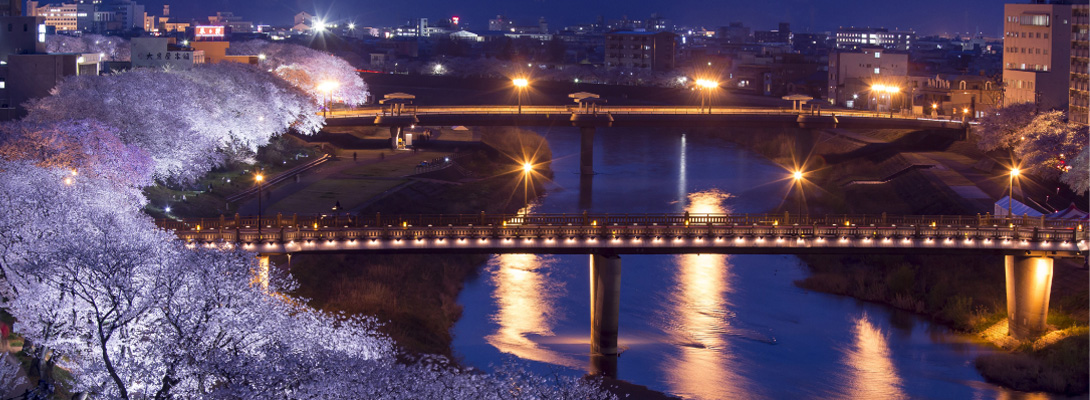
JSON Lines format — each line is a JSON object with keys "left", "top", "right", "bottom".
{"left": 874, "top": 67, "right": 880, "bottom": 74}
{"left": 1019, "top": 14, "right": 1050, "bottom": 27}
{"left": 874, "top": 52, "right": 881, "bottom": 58}
{"left": 959, "top": 81, "right": 967, "bottom": 90}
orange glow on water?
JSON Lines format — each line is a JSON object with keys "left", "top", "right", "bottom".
{"left": 485, "top": 253, "right": 581, "bottom": 368}
{"left": 842, "top": 314, "right": 906, "bottom": 399}
{"left": 664, "top": 189, "right": 749, "bottom": 399}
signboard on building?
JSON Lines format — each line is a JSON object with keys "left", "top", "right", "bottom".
{"left": 194, "top": 25, "right": 225, "bottom": 39}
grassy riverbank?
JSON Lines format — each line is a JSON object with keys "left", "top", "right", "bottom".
{"left": 288, "top": 128, "right": 552, "bottom": 356}
{"left": 714, "top": 125, "right": 1089, "bottom": 395}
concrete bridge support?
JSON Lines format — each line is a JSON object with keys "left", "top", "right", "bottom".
{"left": 389, "top": 126, "right": 404, "bottom": 150}
{"left": 256, "top": 255, "right": 270, "bottom": 291}
{"left": 580, "top": 126, "right": 595, "bottom": 175}
{"left": 1005, "top": 256, "right": 1054, "bottom": 340}
{"left": 590, "top": 253, "right": 622, "bottom": 356}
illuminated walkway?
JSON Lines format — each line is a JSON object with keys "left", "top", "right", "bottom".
{"left": 160, "top": 212, "right": 1086, "bottom": 347}
{"left": 160, "top": 213, "right": 1084, "bottom": 257}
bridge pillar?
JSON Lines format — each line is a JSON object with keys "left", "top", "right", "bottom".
{"left": 389, "top": 126, "right": 403, "bottom": 150}
{"left": 580, "top": 126, "right": 595, "bottom": 175}
{"left": 1005, "top": 256, "right": 1054, "bottom": 340}
{"left": 255, "top": 255, "right": 270, "bottom": 292}
{"left": 590, "top": 253, "right": 621, "bottom": 356}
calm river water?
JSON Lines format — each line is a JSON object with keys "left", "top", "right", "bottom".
{"left": 451, "top": 127, "right": 1058, "bottom": 399}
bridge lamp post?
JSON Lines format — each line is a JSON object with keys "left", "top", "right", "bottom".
{"left": 256, "top": 173, "right": 264, "bottom": 242}
{"left": 521, "top": 161, "right": 534, "bottom": 203}
{"left": 792, "top": 170, "right": 806, "bottom": 219}
{"left": 695, "top": 79, "right": 719, "bottom": 114}
{"left": 1009, "top": 168, "right": 1020, "bottom": 217}
{"left": 512, "top": 78, "right": 530, "bottom": 114}
{"left": 317, "top": 81, "right": 340, "bottom": 118}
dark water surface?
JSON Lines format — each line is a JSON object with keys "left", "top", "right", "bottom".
{"left": 451, "top": 127, "right": 1057, "bottom": 399}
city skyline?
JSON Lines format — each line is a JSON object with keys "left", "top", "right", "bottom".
{"left": 145, "top": 0, "right": 1007, "bottom": 36}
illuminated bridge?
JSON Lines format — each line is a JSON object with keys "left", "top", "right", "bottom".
{"left": 326, "top": 102, "right": 969, "bottom": 175}
{"left": 161, "top": 212, "right": 1082, "bottom": 257}
{"left": 159, "top": 212, "right": 1086, "bottom": 355}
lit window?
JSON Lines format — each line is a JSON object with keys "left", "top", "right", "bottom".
{"left": 874, "top": 67, "right": 880, "bottom": 74}
{"left": 874, "top": 52, "right": 881, "bottom": 58}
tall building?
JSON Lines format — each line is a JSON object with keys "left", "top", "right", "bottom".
{"left": 605, "top": 31, "right": 677, "bottom": 71}
{"left": 26, "top": 2, "right": 80, "bottom": 32}
{"left": 1001, "top": 2, "right": 1074, "bottom": 110}
{"left": 836, "top": 27, "right": 915, "bottom": 51}
{"left": 828, "top": 47, "right": 909, "bottom": 108}
{"left": 0, "top": 16, "right": 47, "bottom": 62}
{"left": 1070, "top": 4, "right": 1088, "bottom": 123}
{"left": 754, "top": 22, "right": 791, "bottom": 44}
{"left": 0, "top": 0, "right": 20, "bottom": 16}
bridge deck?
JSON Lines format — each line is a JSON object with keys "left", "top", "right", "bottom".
{"left": 324, "top": 106, "right": 967, "bottom": 129}
{"left": 161, "top": 213, "right": 1087, "bottom": 257}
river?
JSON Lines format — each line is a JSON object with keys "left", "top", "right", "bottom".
{"left": 451, "top": 127, "right": 1056, "bottom": 399}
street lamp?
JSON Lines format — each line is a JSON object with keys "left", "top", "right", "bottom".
{"left": 255, "top": 173, "right": 264, "bottom": 242}
{"left": 695, "top": 79, "right": 719, "bottom": 114}
{"left": 870, "top": 84, "right": 900, "bottom": 117}
{"left": 1008, "top": 168, "right": 1020, "bottom": 217}
{"left": 512, "top": 78, "right": 529, "bottom": 114}
{"left": 792, "top": 170, "right": 806, "bottom": 219}
{"left": 317, "top": 81, "right": 339, "bottom": 118}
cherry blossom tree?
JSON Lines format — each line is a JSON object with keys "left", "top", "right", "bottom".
{"left": 1015, "top": 111, "right": 1088, "bottom": 180}
{"left": 46, "top": 34, "right": 130, "bottom": 61}
{"left": 228, "top": 40, "right": 369, "bottom": 105}
{"left": 972, "top": 103, "right": 1039, "bottom": 152}
{"left": 1061, "top": 147, "right": 1089, "bottom": 194}
{"left": 0, "top": 119, "right": 153, "bottom": 187}
{"left": 973, "top": 104, "right": 1088, "bottom": 193}
{"left": 24, "top": 63, "right": 321, "bottom": 183}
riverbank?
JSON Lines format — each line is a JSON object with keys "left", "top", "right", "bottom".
{"left": 288, "top": 127, "right": 553, "bottom": 357}
{"left": 707, "top": 125, "right": 1089, "bottom": 395}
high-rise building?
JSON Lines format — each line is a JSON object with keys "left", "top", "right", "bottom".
{"left": 1001, "top": 2, "right": 1074, "bottom": 110}
{"left": 1070, "top": 4, "right": 1088, "bottom": 123}
{"left": 835, "top": 27, "right": 915, "bottom": 51}
{"left": 26, "top": 2, "right": 80, "bottom": 32}
{"left": 605, "top": 31, "right": 677, "bottom": 71}
{"left": 0, "top": 0, "right": 20, "bottom": 16}
{"left": 828, "top": 47, "right": 909, "bottom": 108}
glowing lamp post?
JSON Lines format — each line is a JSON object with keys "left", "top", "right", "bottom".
{"left": 695, "top": 79, "right": 719, "bottom": 114}
{"left": 512, "top": 78, "right": 529, "bottom": 114}
{"left": 317, "top": 81, "right": 340, "bottom": 118}
{"left": 870, "top": 84, "right": 900, "bottom": 117}
{"left": 255, "top": 173, "right": 265, "bottom": 242}
{"left": 792, "top": 170, "right": 806, "bottom": 219}
{"left": 1009, "top": 168, "right": 1020, "bottom": 218}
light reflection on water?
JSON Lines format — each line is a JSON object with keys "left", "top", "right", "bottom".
{"left": 661, "top": 190, "right": 751, "bottom": 399}
{"left": 840, "top": 313, "right": 907, "bottom": 400}
{"left": 484, "top": 253, "right": 582, "bottom": 369}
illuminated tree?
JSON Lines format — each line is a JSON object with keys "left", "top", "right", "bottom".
{"left": 46, "top": 34, "right": 130, "bottom": 61}
{"left": 1061, "top": 147, "right": 1090, "bottom": 194}
{"left": 24, "top": 63, "right": 321, "bottom": 183}
{"left": 228, "top": 40, "right": 370, "bottom": 105}
{"left": 973, "top": 104, "right": 1088, "bottom": 193}
{"left": 972, "top": 103, "right": 1038, "bottom": 152}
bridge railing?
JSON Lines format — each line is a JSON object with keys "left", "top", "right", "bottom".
{"left": 160, "top": 213, "right": 1087, "bottom": 247}
{"left": 176, "top": 224, "right": 1085, "bottom": 246}
{"left": 157, "top": 213, "right": 1085, "bottom": 231}
{"left": 323, "top": 106, "right": 941, "bottom": 120}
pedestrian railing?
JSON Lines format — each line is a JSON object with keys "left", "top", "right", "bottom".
{"left": 158, "top": 212, "right": 1088, "bottom": 249}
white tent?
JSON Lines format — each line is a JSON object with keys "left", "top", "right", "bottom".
{"left": 994, "top": 196, "right": 1044, "bottom": 217}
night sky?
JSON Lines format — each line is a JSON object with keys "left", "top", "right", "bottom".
{"left": 147, "top": 0, "right": 1011, "bottom": 37}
